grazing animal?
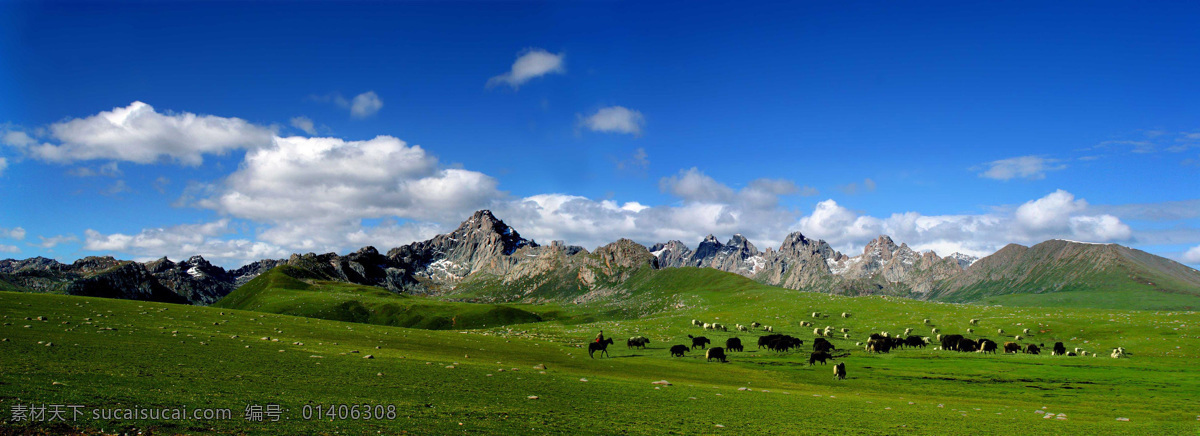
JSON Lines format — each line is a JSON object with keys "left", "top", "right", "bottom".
{"left": 1025, "top": 344, "right": 1041, "bottom": 355}
{"left": 692, "top": 319, "right": 701, "bottom": 327}
{"left": 833, "top": 362, "right": 846, "bottom": 380}
{"left": 737, "top": 324, "right": 748, "bottom": 332}
{"left": 1004, "top": 342, "right": 1021, "bottom": 353}
{"left": 1053, "top": 342, "right": 1067, "bottom": 356}
{"left": 923, "top": 318, "right": 931, "bottom": 324}
{"left": 843, "top": 333, "right": 849, "bottom": 339}
{"left": 1067, "top": 352, "right": 1077, "bottom": 356}
{"left": 966, "top": 328, "right": 974, "bottom": 334}
{"left": 764, "top": 326, "right": 774, "bottom": 333}
{"left": 931, "top": 328, "right": 940, "bottom": 334}
{"left": 627, "top": 336, "right": 650, "bottom": 349}
{"left": 842, "top": 312, "right": 851, "bottom": 318}
{"left": 725, "top": 337, "right": 744, "bottom": 352}
{"left": 996, "top": 328, "right": 1004, "bottom": 334}
{"left": 940, "top": 334, "right": 964, "bottom": 351}
{"left": 750, "top": 322, "right": 761, "bottom": 328}
{"left": 957, "top": 338, "right": 978, "bottom": 353}
{"left": 812, "top": 337, "right": 835, "bottom": 353}
{"left": 703, "top": 323, "right": 714, "bottom": 330}
{"left": 840, "top": 328, "right": 849, "bottom": 333}
{"left": 903, "top": 328, "right": 912, "bottom": 336}
{"left": 800, "top": 321, "right": 811, "bottom": 327}
{"left": 809, "top": 351, "right": 832, "bottom": 365}
{"left": 688, "top": 335, "right": 711, "bottom": 350}
{"left": 812, "top": 312, "right": 821, "bottom": 318}
{"left": 970, "top": 319, "right": 979, "bottom": 325}
{"left": 977, "top": 339, "right": 997, "bottom": 354}
{"left": 1023, "top": 328, "right": 1031, "bottom": 335}
{"left": 1014, "top": 335, "right": 1023, "bottom": 341}
{"left": 589, "top": 338, "right": 614, "bottom": 358}
{"left": 866, "top": 337, "right": 891, "bottom": 353}
{"left": 706, "top": 347, "right": 727, "bottom": 363}
{"left": 1111, "top": 347, "right": 1127, "bottom": 358}
{"left": 814, "top": 328, "right": 823, "bottom": 336}
{"left": 904, "top": 335, "right": 926, "bottom": 348}
{"left": 670, "top": 344, "right": 688, "bottom": 357}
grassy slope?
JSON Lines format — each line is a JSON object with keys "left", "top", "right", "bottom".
{"left": 1, "top": 267, "right": 1198, "bottom": 434}
{"left": 212, "top": 266, "right": 543, "bottom": 330}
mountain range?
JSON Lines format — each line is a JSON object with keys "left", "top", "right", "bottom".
{"left": 3, "top": 210, "right": 1199, "bottom": 310}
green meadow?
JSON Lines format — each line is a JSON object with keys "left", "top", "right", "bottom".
{"left": 2, "top": 267, "right": 1198, "bottom": 435}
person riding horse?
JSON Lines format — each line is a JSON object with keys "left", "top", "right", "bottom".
{"left": 596, "top": 330, "right": 604, "bottom": 343}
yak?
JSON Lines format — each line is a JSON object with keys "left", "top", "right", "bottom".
{"left": 1025, "top": 343, "right": 1041, "bottom": 355}
{"left": 833, "top": 362, "right": 846, "bottom": 380}
{"left": 977, "top": 339, "right": 998, "bottom": 354}
{"left": 688, "top": 335, "right": 711, "bottom": 350}
{"left": 1004, "top": 341, "right": 1021, "bottom": 354}
{"left": 940, "top": 334, "right": 964, "bottom": 351}
{"left": 812, "top": 337, "right": 835, "bottom": 353}
{"left": 957, "top": 338, "right": 978, "bottom": 353}
{"left": 669, "top": 344, "right": 688, "bottom": 357}
{"left": 706, "top": 347, "right": 727, "bottom": 363}
{"left": 1053, "top": 342, "right": 1067, "bottom": 356}
{"left": 627, "top": 336, "right": 650, "bottom": 349}
{"left": 904, "top": 335, "right": 926, "bottom": 348}
{"left": 725, "top": 337, "right": 744, "bottom": 352}
{"left": 809, "top": 351, "right": 832, "bottom": 365}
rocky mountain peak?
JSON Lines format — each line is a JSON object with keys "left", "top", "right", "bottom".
{"left": 722, "top": 234, "right": 760, "bottom": 258}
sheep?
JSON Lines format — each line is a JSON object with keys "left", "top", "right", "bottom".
{"left": 812, "top": 312, "right": 821, "bottom": 318}
{"left": 833, "top": 362, "right": 846, "bottom": 380}
{"left": 969, "top": 319, "right": 979, "bottom": 325}
{"left": 800, "top": 321, "right": 811, "bottom": 327}
{"left": 841, "top": 312, "right": 851, "bottom": 318}
{"left": 997, "top": 328, "right": 1004, "bottom": 334}
{"left": 966, "top": 328, "right": 974, "bottom": 334}
{"left": 1074, "top": 347, "right": 1084, "bottom": 354}
{"left": 764, "top": 326, "right": 774, "bottom": 333}
{"left": 856, "top": 342, "right": 863, "bottom": 346}
{"left": 737, "top": 324, "right": 749, "bottom": 332}
{"left": 1014, "top": 335, "right": 1023, "bottom": 341}
{"left": 703, "top": 323, "right": 714, "bottom": 330}
{"left": 1022, "top": 328, "right": 1031, "bottom": 335}
{"left": 669, "top": 345, "right": 688, "bottom": 357}
{"left": 692, "top": 319, "right": 702, "bottom": 327}
{"left": 880, "top": 331, "right": 890, "bottom": 338}
{"left": 923, "top": 318, "right": 931, "bottom": 324}
{"left": 936, "top": 334, "right": 942, "bottom": 341}
{"left": 843, "top": 333, "right": 849, "bottom": 339}
{"left": 1111, "top": 347, "right": 1127, "bottom": 358}
{"left": 706, "top": 347, "right": 727, "bottom": 363}
{"left": 903, "top": 328, "right": 912, "bottom": 336}
{"left": 814, "top": 328, "right": 823, "bottom": 337}
{"left": 931, "top": 327, "right": 940, "bottom": 334}
{"left": 750, "top": 322, "right": 761, "bottom": 328}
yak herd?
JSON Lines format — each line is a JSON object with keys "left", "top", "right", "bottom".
{"left": 585, "top": 313, "right": 1128, "bottom": 381}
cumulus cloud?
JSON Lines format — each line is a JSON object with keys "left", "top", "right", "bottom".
{"left": 3, "top": 130, "right": 37, "bottom": 148}
{"left": 350, "top": 92, "right": 383, "bottom": 118}
{"left": 204, "top": 135, "right": 501, "bottom": 251}
{"left": 789, "top": 190, "right": 1135, "bottom": 258}
{"left": 290, "top": 116, "right": 318, "bottom": 135}
{"left": 1184, "top": 245, "right": 1200, "bottom": 264}
{"left": 83, "top": 220, "right": 291, "bottom": 266}
{"left": 1, "top": 226, "right": 25, "bottom": 240}
{"left": 17, "top": 102, "right": 274, "bottom": 166}
{"left": 581, "top": 106, "right": 645, "bottom": 136}
{"left": 979, "top": 155, "right": 1066, "bottom": 181}
{"left": 0, "top": 244, "right": 17, "bottom": 253}
{"left": 487, "top": 48, "right": 565, "bottom": 89}
{"left": 35, "top": 234, "right": 79, "bottom": 249}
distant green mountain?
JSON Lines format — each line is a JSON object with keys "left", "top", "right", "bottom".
{"left": 213, "top": 265, "right": 544, "bottom": 329}
{"left": 930, "top": 239, "right": 1200, "bottom": 310}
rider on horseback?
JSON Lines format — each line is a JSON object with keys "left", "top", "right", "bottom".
{"left": 595, "top": 330, "right": 604, "bottom": 343}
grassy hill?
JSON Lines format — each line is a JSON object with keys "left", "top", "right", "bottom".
{"left": 213, "top": 265, "right": 544, "bottom": 330}
{"left": 3, "top": 267, "right": 1199, "bottom": 434}
{"left": 932, "top": 240, "right": 1200, "bottom": 310}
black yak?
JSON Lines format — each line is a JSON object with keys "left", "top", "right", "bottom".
{"left": 1004, "top": 342, "right": 1021, "bottom": 353}
{"left": 905, "top": 335, "right": 926, "bottom": 348}
{"left": 809, "top": 351, "right": 832, "bottom": 365}
{"left": 669, "top": 344, "right": 688, "bottom": 357}
{"left": 627, "top": 336, "right": 650, "bottom": 349}
{"left": 812, "top": 337, "right": 835, "bottom": 353}
{"left": 833, "top": 362, "right": 846, "bottom": 380}
{"left": 977, "top": 339, "right": 997, "bottom": 354}
{"left": 957, "top": 338, "right": 978, "bottom": 353}
{"left": 1025, "top": 343, "right": 1041, "bottom": 355}
{"left": 706, "top": 347, "right": 727, "bottom": 363}
{"left": 725, "top": 337, "right": 743, "bottom": 352}
{"left": 940, "top": 334, "right": 964, "bottom": 351}
{"left": 688, "top": 335, "right": 711, "bottom": 350}
{"left": 1053, "top": 342, "right": 1067, "bottom": 356}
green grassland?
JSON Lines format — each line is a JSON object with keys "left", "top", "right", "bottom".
{"left": 2, "top": 267, "right": 1199, "bottom": 435}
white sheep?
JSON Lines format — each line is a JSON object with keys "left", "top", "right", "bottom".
{"left": 692, "top": 319, "right": 701, "bottom": 327}
{"left": 997, "top": 328, "right": 1004, "bottom": 334}
{"left": 936, "top": 334, "right": 942, "bottom": 341}
{"left": 813, "top": 328, "right": 823, "bottom": 336}
{"left": 840, "top": 328, "right": 849, "bottom": 333}
{"left": 1014, "top": 335, "right": 1023, "bottom": 341}
{"left": 1022, "top": 328, "right": 1030, "bottom": 335}
{"left": 881, "top": 331, "right": 890, "bottom": 338}
{"left": 704, "top": 323, "right": 714, "bottom": 330}
{"left": 931, "top": 328, "right": 940, "bottom": 334}
{"left": 843, "top": 333, "right": 849, "bottom": 339}
{"left": 903, "top": 328, "right": 912, "bottom": 336}
{"left": 969, "top": 319, "right": 978, "bottom": 325}
{"left": 967, "top": 328, "right": 974, "bottom": 334}
{"left": 923, "top": 318, "right": 931, "bottom": 324}
{"left": 764, "top": 326, "right": 774, "bottom": 333}
{"left": 750, "top": 322, "right": 761, "bottom": 328}
{"left": 841, "top": 312, "right": 850, "bottom": 318}
{"left": 812, "top": 312, "right": 821, "bottom": 318}
{"left": 1111, "top": 347, "right": 1127, "bottom": 358}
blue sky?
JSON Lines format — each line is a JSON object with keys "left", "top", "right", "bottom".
{"left": 1, "top": 1, "right": 1198, "bottom": 268}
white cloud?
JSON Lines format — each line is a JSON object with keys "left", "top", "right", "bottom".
{"left": 19, "top": 102, "right": 274, "bottom": 166}
{"left": 35, "top": 234, "right": 79, "bottom": 249}
{"left": 1014, "top": 189, "right": 1086, "bottom": 233}
{"left": 350, "top": 91, "right": 383, "bottom": 118}
{"left": 979, "top": 155, "right": 1066, "bottom": 181}
{"left": 83, "top": 219, "right": 291, "bottom": 267}
{"left": 1183, "top": 245, "right": 1200, "bottom": 264}
{"left": 660, "top": 168, "right": 735, "bottom": 203}
{"left": 487, "top": 48, "right": 565, "bottom": 89}
{"left": 796, "top": 200, "right": 883, "bottom": 245}
{"left": 2, "top": 129, "right": 37, "bottom": 147}
{"left": 0, "top": 244, "right": 17, "bottom": 253}
{"left": 1, "top": 227, "right": 26, "bottom": 240}
{"left": 67, "top": 162, "right": 122, "bottom": 178}
{"left": 838, "top": 178, "right": 877, "bottom": 195}
{"left": 581, "top": 106, "right": 645, "bottom": 136}
{"left": 289, "top": 116, "right": 318, "bottom": 135}
{"left": 615, "top": 147, "right": 650, "bottom": 171}
{"left": 0, "top": 157, "right": 6, "bottom": 176}
{"left": 1069, "top": 215, "right": 1132, "bottom": 241}
{"left": 205, "top": 135, "right": 501, "bottom": 251}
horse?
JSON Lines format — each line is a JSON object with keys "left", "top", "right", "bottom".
{"left": 589, "top": 338, "right": 614, "bottom": 358}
